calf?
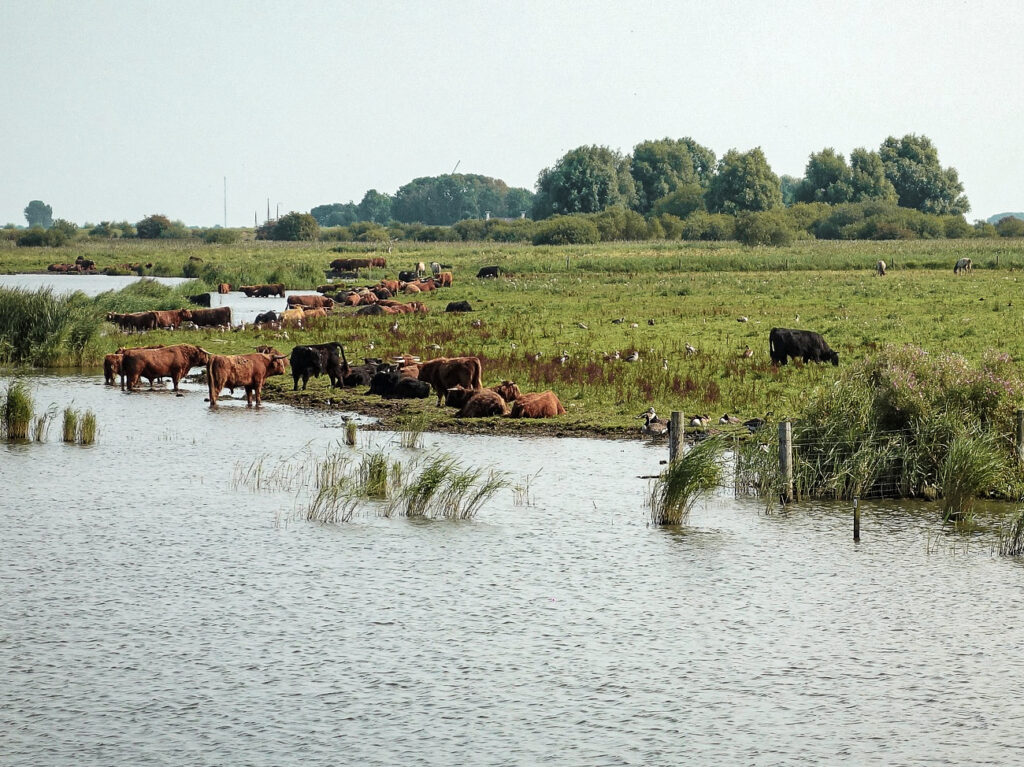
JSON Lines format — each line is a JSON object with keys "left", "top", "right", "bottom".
{"left": 456, "top": 389, "right": 509, "bottom": 418}
{"left": 509, "top": 391, "right": 566, "bottom": 418}
{"left": 368, "top": 367, "right": 431, "bottom": 399}
{"left": 289, "top": 342, "right": 345, "bottom": 390}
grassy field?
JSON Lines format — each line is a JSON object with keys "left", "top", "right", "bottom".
{"left": 4, "top": 237, "right": 1024, "bottom": 437}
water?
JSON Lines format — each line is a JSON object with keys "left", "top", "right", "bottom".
{"left": 0, "top": 274, "right": 321, "bottom": 325}
{"left": 2, "top": 373, "right": 1023, "bottom": 765}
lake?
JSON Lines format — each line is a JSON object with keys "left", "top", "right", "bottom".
{"left": 2, "top": 372, "right": 1022, "bottom": 765}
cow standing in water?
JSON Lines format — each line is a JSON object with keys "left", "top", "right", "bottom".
{"left": 122, "top": 344, "right": 210, "bottom": 392}
{"left": 207, "top": 351, "right": 288, "bottom": 407}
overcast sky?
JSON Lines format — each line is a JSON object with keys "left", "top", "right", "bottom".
{"left": 2, "top": 0, "right": 1020, "bottom": 227}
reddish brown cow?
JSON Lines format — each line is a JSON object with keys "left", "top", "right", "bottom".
{"left": 456, "top": 389, "right": 509, "bottom": 418}
{"left": 510, "top": 391, "right": 566, "bottom": 418}
{"left": 490, "top": 380, "right": 522, "bottom": 402}
{"left": 122, "top": 344, "right": 210, "bottom": 392}
{"left": 330, "top": 257, "right": 372, "bottom": 271}
{"left": 438, "top": 271, "right": 453, "bottom": 287}
{"left": 152, "top": 309, "right": 186, "bottom": 329}
{"left": 416, "top": 278, "right": 437, "bottom": 292}
{"left": 445, "top": 381, "right": 520, "bottom": 409}
{"left": 379, "top": 279, "right": 400, "bottom": 293}
{"left": 239, "top": 283, "right": 285, "bottom": 298}
{"left": 207, "top": 352, "right": 288, "bottom": 407}
{"left": 181, "top": 306, "right": 232, "bottom": 327}
{"left": 370, "top": 257, "right": 387, "bottom": 268}
{"left": 402, "top": 283, "right": 421, "bottom": 294}
{"left": 103, "top": 353, "right": 122, "bottom": 386}
{"left": 287, "top": 294, "right": 335, "bottom": 310}
{"left": 302, "top": 307, "right": 328, "bottom": 322}
{"left": 114, "top": 344, "right": 165, "bottom": 389}
{"left": 418, "top": 356, "right": 483, "bottom": 406}
{"left": 107, "top": 311, "right": 157, "bottom": 332}
{"left": 218, "top": 283, "right": 231, "bottom": 294}
{"left": 356, "top": 304, "right": 398, "bottom": 315}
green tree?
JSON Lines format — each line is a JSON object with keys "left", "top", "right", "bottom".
{"left": 532, "top": 145, "right": 637, "bottom": 219}
{"left": 272, "top": 211, "right": 319, "bottom": 241}
{"left": 311, "top": 203, "right": 358, "bottom": 227}
{"left": 136, "top": 214, "right": 172, "bottom": 239}
{"left": 630, "top": 137, "right": 716, "bottom": 215}
{"left": 357, "top": 190, "right": 393, "bottom": 224}
{"left": 779, "top": 175, "right": 801, "bottom": 205}
{"left": 651, "top": 183, "right": 706, "bottom": 219}
{"left": 390, "top": 174, "right": 530, "bottom": 224}
{"left": 531, "top": 215, "right": 601, "bottom": 245}
{"left": 24, "top": 200, "right": 53, "bottom": 229}
{"left": 795, "top": 148, "right": 854, "bottom": 204}
{"left": 879, "top": 134, "right": 969, "bottom": 214}
{"left": 705, "top": 147, "right": 782, "bottom": 214}
{"left": 995, "top": 216, "right": 1024, "bottom": 237}
{"left": 849, "top": 148, "right": 896, "bottom": 202}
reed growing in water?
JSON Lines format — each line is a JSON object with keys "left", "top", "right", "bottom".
{"left": 31, "top": 405, "right": 55, "bottom": 442}
{"left": 3, "top": 380, "right": 34, "bottom": 440}
{"left": 62, "top": 406, "right": 78, "bottom": 442}
{"left": 393, "top": 454, "right": 508, "bottom": 520}
{"left": 78, "top": 409, "right": 97, "bottom": 445}
{"left": 998, "top": 508, "right": 1024, "bottom": 557}
{"left": 344, "top": 420, "right": 358, "bottom": 446}
{"left": 649, "top": 436, "right": 725, "bottom": 525}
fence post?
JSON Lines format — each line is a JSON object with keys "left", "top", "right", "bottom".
{"left": 1017, "top": 410, "right": 1024, "bottom": 464}
{"left": 566, "top": 255, "right": 570, "bottom": 270}
{"left": 779, "top": 420, "right": 793, "bottom": 503}
{"left": 669, "top": 411, "right": 685, "bottom": 464}
{"left": 853, "top": 496, "right": 860, "bottom": 542}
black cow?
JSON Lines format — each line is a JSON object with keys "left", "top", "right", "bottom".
{"left": 289, "top": 342, "right": 345, "bottom": 390}
{"left": 187, "top": 293, "right": 212, "bottom": 307}
{"left": 769, "top": 327, "right": 839, "bottom": 366}
{"left": 254, "top": 310, "right": 278, "bottom": 325}
{"left": 476, "top": 265, "right": 501, "bottom": 278}
{"left": 445, "top": 300, "right": 473, "bottom": 313}
{"left": 368, "top": 367, "right": 431, "bottom": 399}
{"left": 340, "top": 355, "right": 383, "bottom": 387}
{"left": 398, "top": 270, "right": 417, "bottom": 282}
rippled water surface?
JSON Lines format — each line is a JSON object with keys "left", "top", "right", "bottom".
{"left": 2, "top": 374, "right": 1023, "bottom": 765}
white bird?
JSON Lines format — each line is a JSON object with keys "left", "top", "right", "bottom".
{"left": 662, "top": 358, "right": 669, "bottom": 370}
{"left": 630, "top": 322, "right": 639, "bottom": 328}
{"left": 577, "top": 322, "right": 589, "bottom": 329}
{"left": 429, "top": 343, "right": 441, "bottom": 350}
{"left": 367, "top": 342, "right": 375, "bottom": 350}
{"left": 510, "top": 342, "right": 517, "bottom": 350}
{"left": 690, "top": 414, "right": 710, "bottom": 427}
{"left": 528, "top": 352, "right": 542, "bottom": 361}
{"left": 390, "top": 320, "right": 399, "bottom": 333}
{"left": 685, "top": 343, "right": 697, "bottom": 356}
{"left": 738, "top": 316, "right": 749, "bottom": 323}
{"left": 624, "top": 350, "right": 640, "bottom": 363}
{"left": 603, "top": 350, "right": 620, "bottom": 362}
{"left": 471, "top": 319, "right": 483, "bottom": 328}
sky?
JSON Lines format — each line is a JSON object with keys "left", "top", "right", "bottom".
{"left": 1, "top": 0, "right": 1021, "bottom": 227}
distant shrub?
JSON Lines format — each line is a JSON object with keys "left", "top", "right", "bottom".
{"left": 270, "top": 212, "right": 319, "bottom": 241}
{"left": 941, "top": 215, "right": 974, "bottom": 239}
{"left": 532, "top": 215, "right": 600, "bottom": 245}
{"left": 136, "top": 214, "right": 172, "bottom": 239}
{"left": 736, "top": 210, "right": 799, "bottom": 247}
{"left": 453, "top": 219, "right": 487, "bottom": 240}
{"left": 203, "top": 227, "right": 240, "bottom": 244}
{"left": 681, "top": 211, "right": 736, "bottom": 241}
{"left": 995, "top": 216, "right": 1024, "bottom": 238}
{"left": 414, "top": 226, "right": 458, "bottom": 242}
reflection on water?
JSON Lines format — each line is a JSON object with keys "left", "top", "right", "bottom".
{"left": 2, "top": 373, "right": 1023, "bottom": 765}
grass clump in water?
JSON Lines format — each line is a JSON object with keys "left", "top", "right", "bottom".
{"left": 345, "top": 420, "right": 358, "bottom": 446}
{"left": 399, "top": 409, "right": 430, "bottom": 449}
{"left": 62, "top": 406, "right": 78, "bottom": 442}
{"left": 938, "top": 431, "right": 1009, "bottom": 524}
{"left": 32, "top": 404, "right": 56, "bottom": 442}
{"left": 393, "top": 454, "right": 508, "bottom": 520}
{"left": 78, "top": 409, "right": 98, "bottom": 445}
{"left": 998, "top": 508, "right": 1024, "bottom": 557}
{"left": 649, "top": 435, "right": 725, "bottom": 525}
{"left": 3, "top": 380, "right": 34, "bottom": 440}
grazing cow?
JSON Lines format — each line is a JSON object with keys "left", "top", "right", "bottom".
{"left": 456, "top": 389, "right": 509, "bottom": 418}
{"left": 103, "top": 353, "right": 122, "bottom": 386}
{"left": 239, "top": 283, "right": 285, "bottom": 298}
{"left": 445, "top": 300, "right": 473, "bottom": 313}
{"left": 207, "top": 351, "right": 288, "bottom": 407}
{"left": 368, "top": 367, "right": 432, "bottom": 399}
{"left": 122, "top": 344, "right": 210, "bottom": 392}
{"left": 107, "top": 311, "right": 157, "bottom": 332}
{"left": 509, "top": 391, "right": 566, "bottom": 418}
{"left": 152, "top": 310, "right": 186, "bottom": 330}
{"left": 876, "top": 260, "right": 886, "bottom": 276}
{"left": 438, "top": 271, "right": 453, "bottom": 287}
{"left": 954, "top": 257, "right": 973, "bottom": 275}
{"left": 430, "top": 261, "right": 441, "bottom": 276}
{"left": 182, "top": 306, "right": 232, "bottom": 328}
{"left": 476, "top": 265, "right": 501, "bottom": 278}
{"left": 289, "top": 342, "right": 345, "bottom": 390}
{"left": 254, "top": 310, "right": 278, "bottom": 326}
{"left": 418, "top": 356, "right": 483, "bottom": 406}
{"left": 280, "top": 308, "right": 306, "bottom": 327}
{"left": 218, "top": 283, "right": 231, "bottom": 294}
{"left": 768, "top": 327, "right": 839, "bottom": 366}
{"left": 416, "top": 261, "right": 426, "bottom": 277}
{"left": 302, "top": 307, "right": 328, "bottom": 322}
{"left": 329, "top": 257, "right": 372, "bottom": 271}
{"left": 398, "top": 270, "right": 417, "bottom": 282}
{"left": 287, "top": 294, "right": 335, "bottom": 310}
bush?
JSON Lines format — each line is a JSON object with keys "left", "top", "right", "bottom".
{"left": 736, "top": 210, "right": 799, "bottom": 247}
{"left": 681, "top": 211, "right": 736, "bottom": 241}
{"left": 531, "top": 215, "right": 601, "bottom": 245}
{"left": 16, "top": 228, "right": 49, "bottom": 247}
{"left": 942, "top": 215, "right": 974, "bottom": 239}
{"left": 136, "top": 214, "right": 172, "bottom": 239}
{"left": 453, "top": 219, "right": 487, "bottom": 240}
{"left": 414, "top": 226, "right": 458, "bottom": 242}
{"left": 203, "top": 227, "right": 240, "bottom": 244}
{"left": 271, "top": 211, "right": 320, "bottom": 241}
{"left": 995, "top": 216, "right": 1024, "bottom": 238}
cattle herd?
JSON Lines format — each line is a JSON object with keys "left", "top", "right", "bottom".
{"left": 96, "top": 256, "right": 976, "bottom": 428}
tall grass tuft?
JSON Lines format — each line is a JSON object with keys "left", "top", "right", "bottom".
{"left": 78, "top": 409, "right": 98, "bottom": 445}
{"left": 649, "top": 436, "right": 725, "bottom": 525}
{"left": 358, "top": 450, "right": 392, "bottom": 499}
{"left": 998, "top": 508, "right": 1024, "bottom": 557}
{"left": 3, "top": 380, "right": 34, "bottom": 440}
{"left": 345, "top": 420, "right": 357, "bottom": 446}
{"left": 62, "top": 406, "right": 78, "bottom": 442}
{"left": 0, "top": 288, "right": 100, "bottom": 366}
{"left": 399, "top": 409, "right": 430, "bottom": 449}
{"left": 393, "top": 454, "right": 508, "bottom": 520}
{"left": 32, "top": 404, "right": 56, "bottom": 442}
{"left": 938, "top": 431, "right": 1008, "bottom": 524}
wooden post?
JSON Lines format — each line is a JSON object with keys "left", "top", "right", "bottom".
{"left": 1017, "top": 410, "right": 1024, "bottom": 464}
{"left": 779, "top": 420, "right": 793, "bottom": 503}
{"left": 565, "top": 255, "right": 570, "bottom": 270}
{"left": 669, "top": 411, "right": 685, "bottom": 464}
{"left": 853, "top": 496, "right": 860, "bottom": 542}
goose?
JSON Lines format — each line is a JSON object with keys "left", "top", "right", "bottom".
{"left": 741, "top": 345, "right": 753, "bottom": 358}
{"left": 603, "top": 350, "right": 620, "bottom": 362}
{"left": 630, "top": 322, "right": 639, "bottom": 328}
{"left": 737, "top": 316, "right": 749, "bottom": 323}
{"left": 577, "top": 322, "right": 589, "bottom": 329}
{"left": 662, "top": 358, "right": 669, "bottom": 371}
{"left": 637, "top": 407, "right": 670, "bottom": 436}
{"left": 390, "top": 320, "right": 399, "bottom": 333}
{"left": 743, "top": 412, "right": 773, "bottom": 433}
{"left": 557, "top": 350, "right": 570, "bottom": 365}
{"left": 689, "top": 414, "right": 711, "bottom": 428}
{"left": 429, "top": 343, "right": 442, "bottom": 351}
{"left": 471, "top": 319, "right": 483, "bottom": 328}
{"left": 685, "top": 343, "right": 697, "bottom": 356}
{"left": 527, "top": 351, "right": 542, "bottom": 362}
{"left": 719, "top": 413, "right": 741, "bottom": 425}
{"left": 623, "top": 350, "right": 640, "bottom": 363}
{"left": 611, "top": 317, "right": 625, "bottom": 324}
{"left": 648, "top": 319, "right": 655, "bottom": 326}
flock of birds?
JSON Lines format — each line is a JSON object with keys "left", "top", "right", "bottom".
{"left": 637, "top": 407, "right": 769, "bottom": 437}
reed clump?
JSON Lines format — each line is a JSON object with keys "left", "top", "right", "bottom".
{"left": 399, "top": 409, "right": 430, "bottom": 449}
{"left": 345, "top": 420, "right": 358, "bottom": 446}
{"left": 649, "top": 435, "right": 725, "bottom": 525}
{"left": 3, "top": 380, "right": 34, "bottom": 440}
{"left": 998, "top": 508, "right": 1024, "bottom": 557}
{"left": 62, "top": 406, "right": 78, "bottom": 442}
{"left": 78, "top": 409, "right": 97, "bottom": 445}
